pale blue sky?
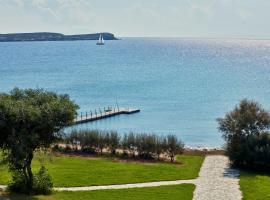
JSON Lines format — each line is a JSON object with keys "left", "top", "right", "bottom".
{"left": 0, "top": 0, "right": 269, "bottom": 38}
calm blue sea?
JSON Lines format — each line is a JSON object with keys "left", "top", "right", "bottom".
{"left": 1, "top": 38, "right": 270, "bottom": 147}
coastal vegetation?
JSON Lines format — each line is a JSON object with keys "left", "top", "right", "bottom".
{"left": 0, "top": 88, "right": 78, "bottom": 194}
{"left": 0, "top": 32, "right": 117, "bottom": 42}
{"left": 3, "top": 87, "right": 270, "bottom": 200}
{"left": 0, "top": 87, "right": 194, "bottom": 198}
{"left": 218, "top": 99, "right": 270, "bottom": 171}
{"left": 62, "top": 130, "right": 184, "bottom": 162}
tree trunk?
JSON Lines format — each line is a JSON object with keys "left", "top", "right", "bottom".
{"left": 22, "top": 166, "right": 28, "bottom": 182}
{"left": 25, "top": 152, "right": 34, "bottom": 192}
{"left": 170, "top": 155, "right": 174, "bottom": 162}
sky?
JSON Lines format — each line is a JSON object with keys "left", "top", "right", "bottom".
{"left": 0, "top": 0, "right": 269, "bottom": 38}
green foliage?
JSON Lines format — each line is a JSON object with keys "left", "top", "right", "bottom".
{"left": 8, "top": 166, "right": 52, "bottom": 195}
{"left": 122, "top": 132, "right": 137, "bottom": 157}
{"left": 0, "top": 88, "right": 78, "bottom": 194}
{"left": 97, "top": 131, "right": 107, "bottom": 155}
{"left": 154, "top": 136, "right": 166, "bottom": 160}
{"left": 107, "top": 131, "right": 120, "bottom": 155}
{"left": 218, "top": 99, "right": 270, "bottom": 170}
{"left": 164, "top": 135, "right": 184, "bottom": 162}
{"left": 136, "top": 133, "right": 156, "bottom": 159}
{"left": 8, "top": 171, "right": 29, "bottom": 194}
{"left": 64, "top": 130, "right": 184, "bottom": 161}
{"left": 33, "top": 166, "right": 53, "bottom": 195}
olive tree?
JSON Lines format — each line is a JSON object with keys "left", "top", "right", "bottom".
{"left": 107, "top": 131, "right": 120, "bottom": 155}
{"left": 218, "top": 99, "right": 270, "bottom": 169}
{"left": 0, "top": 88, "right": 78, "bottom": 193}
{"left": 164, "top": 135, "right": 184, "bottom": 162}
{"left": 122, "top": 132, "right": 137, "bottom": 157}
{"left": 154, "top": 136, "right": 165, "bottom": 160}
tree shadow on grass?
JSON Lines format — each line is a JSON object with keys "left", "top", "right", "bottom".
{"left": 240, "top": 169, "right": 270, "bottom": 177}
{"left": 0, "top": 190, "right": 41, "bottom": 200}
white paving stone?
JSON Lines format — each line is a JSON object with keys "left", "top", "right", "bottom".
{"left": 193, "top": 155, "right": 242, "bottom": 200}
{"left": 0, "top": 186, "right": 7, "bottom": 190}
{"left": 55, "top": 179, "right": 196, "bottom": 191}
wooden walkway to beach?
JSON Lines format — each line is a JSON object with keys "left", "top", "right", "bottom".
{"left": 74, "top": 107, "right": 140, "bottom": 124}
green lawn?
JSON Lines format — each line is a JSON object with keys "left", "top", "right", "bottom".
{"left": 240, "top": 171, "right": 270, "bottom": 200}
{"left": 0, "top": 184, "right": 195, "bottom": 200}
{"left": 0, "top": 155, "right": 204, "bottom": 187}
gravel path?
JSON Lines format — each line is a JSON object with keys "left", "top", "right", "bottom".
{"left": 0, "top": 155, "right": 243, "bottom": 200}
{"left": 0, "top": 186, "right": 6, "bottom": 190}
{"left": 193, "top": 155, "right": 242, "bottom": 200}
{"left": 56, "top": 179, "right": 195, "bottom": 191}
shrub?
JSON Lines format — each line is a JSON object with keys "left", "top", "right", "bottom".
{"left": 154, "top": 136, "right": 166, "bottom": 160}
{"left": 122, "top": 132, "right": 137, "bottom": 157}
{"left": 136, "top": 134, "right": 156, "bottom": 159}
{"left": 64, "top": 145, "right": 72, "bottom": 152}
{"left": 164, "top": 135, "right": 184, "bottom": 162}
{"left": 63, "top": 130, "right": 185, "bottom": 162}
{"left": 218, "top": 99, "right": 270, "bottom": 170}
{"left": 9, "top": 166, "right": 53, "bottom": 195}
{"left": 9, "top": 172, "right": 29, "bottom": 194}
{"left": 107, "top": 131, "right": 120, "bottom": 155}
{"left": 33, "top": 166, "right": 53, "bottom": 195}
{"left": 0, "top": 88, "right": 78, "bottom": 194}
{"left": 97, "top": 131, "right": 107, "bottom": 155}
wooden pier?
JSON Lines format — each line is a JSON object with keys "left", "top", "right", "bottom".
{"left": 74, "top": 107, "right": 140, "bottom": 125}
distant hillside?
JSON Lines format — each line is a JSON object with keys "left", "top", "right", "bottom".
{"left": 0, "top": 32, "right": 117, "bottom": 42}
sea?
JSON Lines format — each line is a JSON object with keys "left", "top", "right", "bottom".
{"left": 1, "top": 38, "right": 270, "bottom": 148}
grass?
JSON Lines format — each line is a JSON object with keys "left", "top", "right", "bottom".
{"left": 0, "top": 184, "right": 195, "bottom": 200}
{"left": 240, "top": 171, "right": 270, "bottom": 200}
{"left": 0, "top": 154, "right": 204, "bottom": 187}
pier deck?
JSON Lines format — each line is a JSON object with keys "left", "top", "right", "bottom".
{"left": 74, "top": 108, "right": 140, "bottom": 125}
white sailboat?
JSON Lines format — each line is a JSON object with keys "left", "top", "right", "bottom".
{"left": 96, "top": 34, "right": 105, "bottom": 45}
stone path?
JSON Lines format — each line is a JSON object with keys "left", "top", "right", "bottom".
{"left": 56, "top": 179, "right": 195, "bottom": 191}
{"left": 0, "top": 155, "right": 242, "bottom": 200}
{"left": 0, "top": 186, "right": 6, "bottom": 190}
{"left": 193, "top": 155, "right": 242, "bottom": 200}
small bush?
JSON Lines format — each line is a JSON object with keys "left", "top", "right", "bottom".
{"left": 136, "top": 134, "right": 156, "bottom": 159}
{"left": 63, "top": 130, "right": 184, "bottom": 162}
{"left": 33, "top": 166, "right": 53, "bottom": 195}
{"left": 81, "top": 147, "right": 97, "bottom": 154}
{"left": 218, "top": 99, "right": 270, "bottom": 170}
{"left": 64, "top": 145, "right": 72, "bottom": 152}
{"left": 107, "top": 131, "right": 120, "bottom": 155}
{"left": 8, "top": 166, "right": 53, "bottom": 195}
{"left": 164, "top": 135, "right": 184, "bottom": 162}
{"left": 52, "top": 144, "right": 60, "bottom": 151}
{"left": 9, "top": 172, "right": 29, "bottom": 194}
{"left": 122, "top": 132, "right": 137, "bottom": 157}
{"left": 155, "top": 136, "right": 166, "bottom": 160}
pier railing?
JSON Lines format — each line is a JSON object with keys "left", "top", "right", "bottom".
{"left": 74, "top": 106, "right": 140, "bottom": 124}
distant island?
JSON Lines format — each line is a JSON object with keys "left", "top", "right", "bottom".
{"left": 0, "top": 32, "right": 117, "bottom": 42}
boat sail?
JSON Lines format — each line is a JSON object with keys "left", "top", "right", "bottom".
{"left": 96, "top": 34, "right": 105, "bottom": 45}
